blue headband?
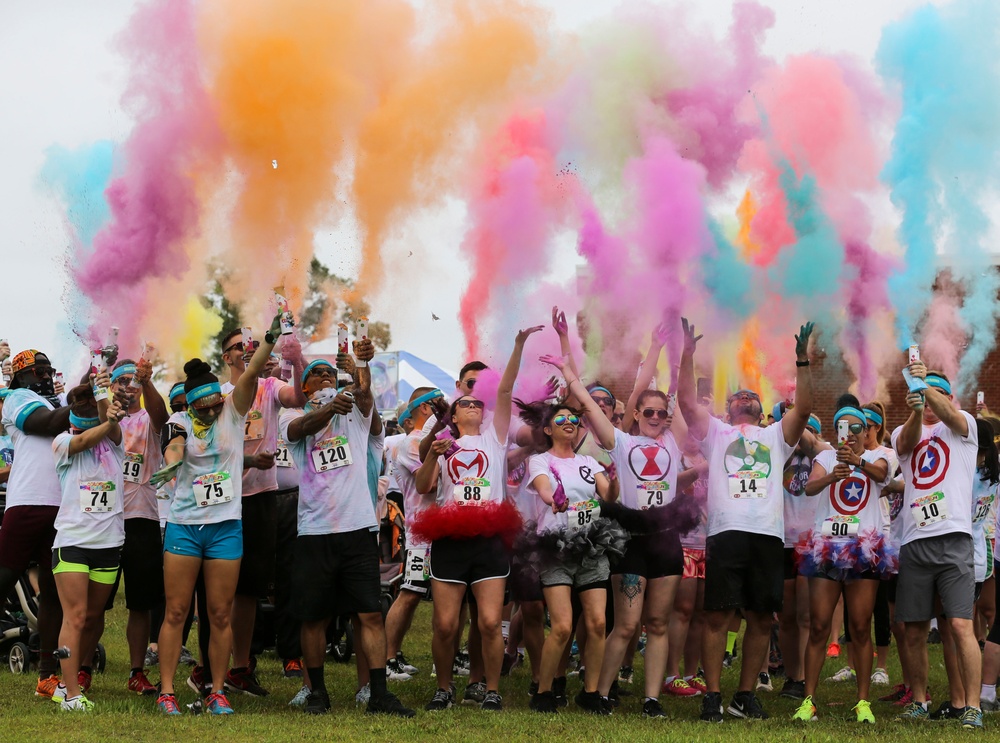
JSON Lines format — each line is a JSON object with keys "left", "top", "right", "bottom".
{"left": 110, "top": 364, "right": 136, "bottom": 383}
{"left": 186, "top": 382, "right": 222, "bottom": 405}
{"left": 0, "top": 388, "right": 10, "bottom": 401}
{"left": 169, "top": 383, "right": 186, "bottom": 401}
{"left": 834, "top": 406, "right": 867, "bottom": 425}
{"left": 588, "top": 385, "right": 615, "bottom": 403}
{"left": 807, "top": 414, "right": 821, "bottom": 434}
{"left": 863, "top": 408, "right": 883, "bottom": 426}
{"left": 400, "top": 389, "right": 444, "bottom": 424}
{"left": 69, "top": 412, "right": 100, "bottom": 430}
{"left": 302, "top": 359, "right": 334, "bottom": 384}
{"left": 926, "top": 375, "right": 952, "bottom": 395}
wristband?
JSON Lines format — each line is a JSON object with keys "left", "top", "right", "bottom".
{"left": 264, "top": 331, "right": 277, "bottom": 345}
{"left": 795, "top": 360, "right": 810, "bottom": 367}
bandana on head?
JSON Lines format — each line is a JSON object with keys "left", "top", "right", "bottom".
{"left": 11, "top": 350, "right": 39, "bottom": 374}
{"left": 301, "top": 359, "right": 335, "bottom": 384}
{"left": 69, "top": 412, "right": 100, "bottom": 430}
{"left": 807, "top": 414, "right": 822, "bottom": 434}
{"left": 169, "top": 383, "right": 186, "bottom": 401}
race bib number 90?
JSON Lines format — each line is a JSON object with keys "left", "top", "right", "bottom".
{"left": 912, "top": 491, "right": 947, "bottom": 529}
{"left": 821, "top": 515, "right": 860, "bottom": 538}
{"left": 637, "top": 481, "right": 668, "bottom": 510}
{"left": 193, "top": 471, "right": 234, "bottom": 507}
{"left": 728, "top": 472, "right": 766, "bottom": 499}
{"left": 567, "top": 499, "right": 601, "bottom": 533}
{"left": 80, "top": 480, "right": 116, "bottom": 513}
{"left": 122, "top": 452, "right": 144, "bottom": 484}
{"left": 453, "top": 478, "right": 490, "bottom": 506}
{"left": 311, "top": 436, "right": 352, "bottom": 473}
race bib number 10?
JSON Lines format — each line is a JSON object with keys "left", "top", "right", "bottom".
{"left": 912, "top": 491, "right": 947, "bottom": 529}
{"left": 80, "top": 481, "right": 116, "bottom": 513}
{"left": 193, "top": 471, "right": 234, "bottom": 507}
{"left": 728, "top": 472, "right": 766, "bottom": 499}
{"left": 453, "top": 478, "right": 490, "bottom": 506}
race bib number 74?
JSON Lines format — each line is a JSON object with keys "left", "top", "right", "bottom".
{"left": 80, "top": 481, "right": 116, "bottom": 513}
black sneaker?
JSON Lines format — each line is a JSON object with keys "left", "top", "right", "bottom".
{"left": 425, "top": 688, "right": 454, "bottom": 711}
{"left": 780, "top": 678, "right": 806, "bottom": 700}
{"left": 608, "top": 679, "right": 621, "bottom": 707}
{"left": 927, "top": 627, "right": 942, "bottom": 644}
{"left": 463, "top": 680, "right": 486, "bottom": 704}
{"left": 527, "top": 681, "right": 539, "bottom": 697}
{"left": 530, "top": 690, "right": 558, "bottom": 713}
{"left": 553, "top": 676, "right": 568, "bottom": 708}
{"left": 929, "top": 701, "right": 962, "bottom": 720}
{"left": 701, "top": 691, "right": 724, "bottom": 723}
{"left": 722, "top": 651, "right": 735, "bottom": 668}
{"left": 575, "top": 689, "right": 610, "bottom": 716}
{"left": 225, "top": 666, "right": 269, "bottom": 697}
{"left": 367, "top": 691, "right": 416, "bottom": 718}
{"left": 304, "top": 689, "right": 331, "bottom": 715}
{"left": 481, "top": 690, "right": 503, "bottom": 711}
{"left": 727, "top": 691, "right": 768, "bottom": 719}
{"left": 642, "top": 698, "right": 667, "bottom": 718}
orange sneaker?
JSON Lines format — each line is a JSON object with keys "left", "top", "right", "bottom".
{"left": 826, "top": 642, "right": 841, "bottom": 658}
{"left": 36, "top": 675, "right": 60, "bottom": 698}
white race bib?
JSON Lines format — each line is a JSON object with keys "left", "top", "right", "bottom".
{"left": 405, "top": 546, "right": 431, "bottom": 583}
{"left": 567, "top": 499, "right": 601, "bottom": 534}
{"left": 275, "top": 440, "right": 292, "bottom": 468}
{"left": 122, "top": 452, "right": 144, "bottom": 484}
{"left": 80, "top": 480, "right": 116, "bottom": 513}
{"left": 244, "top": 411, "right": 264, "bottom": 441}
{"left": 728, "top": 471, "right": 767, "bottom": 499}
{"left": 637, "top": 481, "right": 668, "bottom": 510}
{"left": 973, "top": 495, "right": 994, "bottom": 524}
{"left": 311, "top": 436, "right": 352, "bottom": 473}
{"left": 193, "top": 471, "right": 234, "bottom": 507}
{"left": 821, "top": 515, "right": 860, "bottom": 538}
{"left": 452, "top": 478, "right": 491, "bottom": 506}
{"left": 911, "top": 491, "right": 947, "bottom": 529}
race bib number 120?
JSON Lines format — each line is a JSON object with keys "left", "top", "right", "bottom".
{"left": 311, "top": 436, "right": 352, "bottom": 473}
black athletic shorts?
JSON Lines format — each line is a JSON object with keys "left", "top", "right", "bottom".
{"left": 783, "top": 548, "right": 798, "bottom": 581}
{"left": 704, "top": 530, "right": 784, "bottom": 614}
{"left": 236, "top": 490, "right": 277, "bottom": 597}
{"left": 107, "top": 518, "right": 164, "bottom": 611}
{"left": 430, "top": 536, "right": 509, "bottom": 586}
{"left": 611, "top": 530, "right": 683, "bottom": 579}
{"left": 292, "top": 528, "right": 381, "bottom": 621}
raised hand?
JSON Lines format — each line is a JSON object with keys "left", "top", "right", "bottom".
{"left": 542, "top": 375, "right": 560, "bottom": 400}
{"left": 681, "top": 317, "right": 703, "bottom": 356}
{"left": 653, "top": 321, "right": 671, "bottom": 348}
{"left": 539, "top": 354, "right": 566, "bottom": 373}
{"left": 552, "top": 306, "right": 569, "bottom": 337}
{"left": 905, "top": 391, "right": 925, "bottom": 412}
{"left": 353, "top": 338, "right": 375, "bottom": 363}
{"left": 795, "top": 322, "right": 815, "bottom": 362}
{"left": 516, "top": 325, "right": 546, "bottom": 345}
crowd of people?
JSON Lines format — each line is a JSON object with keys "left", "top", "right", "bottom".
{"left": 0, "top": 308, "right": 997, "bottom": 731}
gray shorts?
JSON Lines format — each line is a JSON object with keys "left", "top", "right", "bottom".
{"left": 539, "top": 554, "right": 609, "bottom": 590}
{"left": 896, "top": 533, "right": 975, "bottom": 622}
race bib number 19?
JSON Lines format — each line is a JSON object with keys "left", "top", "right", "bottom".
{"left": 80, "top": 480, "right": 116, "bottom": 513}
{"left": 122, "top": 452, "right": 144, "bottom": 484}
{"left": 193, "top": 471, "right": 234, "bottom": 507}
{"left": 311, "top": 436, "right": 352, "bottom": 473}
{"left": 453, "top": 478, "right": 490, "bottom": 506}
{"left": 728, "top": 472, "right": 766, "bottom": 499}
{"left": 912, "top": 491, "right": 947, "bottom": 529}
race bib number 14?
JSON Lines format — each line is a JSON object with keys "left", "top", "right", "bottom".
{"left": 729, "top": 472, "right": 766, "bottom": 499}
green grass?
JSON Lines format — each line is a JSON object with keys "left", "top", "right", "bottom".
{"left": 0, "top": 601, "right": 982, "bottom": 741}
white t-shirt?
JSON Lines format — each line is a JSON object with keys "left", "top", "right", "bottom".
{"left": 810, "top": 448, "right": 889, "bottom": 541}
{"left": 679, "top": 453, "right": 708, "bottom": 549}
{"left": 281, "top": 402, "right": 376, "bottom": 536}
{"left": 119, "top": 409, "right": 161, "bottom": 522}
{"left": 1, "top": 389, "right": 62, "bottom": 507}
{"left": 527, "top": 451, "right": 604, "bottom": 534}
{"left": 52, "top": 432, "right": 126, "bottom": 549}
{"left": 606, "top": 428, "right": 681, "bottom": 512}
{"left": 892, "top": 411, "right": 978, "bottom": 547}
{"left": 506, "top": 445, "right": 536, "bottom": 520}
{"left": 169, "top": 396, "right": 246, "bottom": 525}
{"left": 972, "top": 474, "right": 998, "bottom": 582}
{"left": 701, "top": 417, "right": 793, "bottom": 540}
{"left": 223, "top": 376, "right": 289, "bottom": 496}
{"left": 384, "top": 433, "right": 406, "bottom": 493}
{"left": 275, "top": 408, "right": 300, "bottom": 491}
{"left": 393, "top": 430, "right": 430, "bottom": 533}
{"left": 782, "top": 452, "right": 818, "bottom": 547}
{"left": 434, "top": 425, "right": 508, "bottom": 508}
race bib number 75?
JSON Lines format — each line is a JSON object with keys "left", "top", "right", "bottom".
{"left": 193, "top": 472, "right": 234, "bottom": 507}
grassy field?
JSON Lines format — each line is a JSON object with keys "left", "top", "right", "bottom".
{"left": 0, "top": 600, "right": 985, "bottom": 742}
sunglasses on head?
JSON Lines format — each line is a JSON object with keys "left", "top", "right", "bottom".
{"left": 457, "top": 398, "right": 485, "bottom": 410}
{"left": 224, "top": 341, "right": 259, "bottom": 354}
{"left": 641, "top": 408, "right": 670, "bottom": 420}
{"left": 552, "top": 414, "right": 581, "bottom": 427}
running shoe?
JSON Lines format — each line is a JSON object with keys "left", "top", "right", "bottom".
{"left": 722, "top": 651, "right": 735, "bottom": 668}
{"left": 929, "top": 701, "right": 963, "bottom": 720}
{"left": 826, "top": 666, "right": 856, "bottom": 683}
{"left": 178, "top": 646, "right": 198, "bottom": 666}
{"left": 855, "top": 699, "right": 875, "bottom": 724}
{"left": 396, "top": 651, "right": 419, "bottom": 674}
{"left": 553, "top": 676, "right": 568, "bottom": 708}
{"left": 700, "top": 691, "right": 724, "bottom": 723}
{"left": 981, "top": 696, "right": 1000, "bottom": 713}
{"left": 128, "top": 670, "right": 158, "bottom": 696}
{"left": 756, "top": 672, "right": 773, "bottom": 692}
{"left": 463, "top": 680, "right": 486, "bottom": 704}
{"left": 51, "top": 682, "right": 67, "bottom": 704}
{"left": 792, "top": 696, "right": 818, "bottom": 722}
{"left": 283, "top": 658, "right": 303, "bottom": 678}
{"left": 481, "top": 690, "right": 503, "bottom": 711}
{"left": 354, "top": 684, "right": 370, "bottom": 705}
{"left": 36, "top": 674, "right": 60, "bottom": 699}
{"left": 780, "top": 678, "right": 806, "bottom": 700}
{"left": 501, "top": 652, "right": 520, "bottom": 676}
{"left": 78, "top": 668, "right": 92, "bottom": 693}
{"left": 898, "top": 702, "right": 929, "bottom": 721}
{"left": 871, "top": 668, "right": 890, "bottom": 686}
{"left": 575, "top": 689, "right": 610, "bottom": 716}
{"left": 529, "top": 690, "right": 557, "bottom": 713}
{"left": 425, "top": 688, "right": 454, "bottom": 711}
{"left": 642, "top": 698, "right": 667, "bottom": 718}
{"left": 728, "top": 690, "right": 768, "bottom": 719}
{"left": 289, "top": 686, "right": 310, "bottom": 707}
{"left": 827, "top": 642, "right": 841, "bottom": 658}
{"left": 386, "top": 658, "right": 413, "bottom": 681}
{"left": 527, "top": 680, "right": 539, "bottom": 697}
{"left": 205, "top": 691, "right": 235, "bottom": 715}
{"left": 187, "top": 665, "right": 207, "bottom": 696}
{"left": 144, "top": 647, "right": 159, "bottom": 668}
{"left": 60, "top": 694, "right": 94, "bottom": 712}
{"left": 663, "top": 677, "right": 701, "bottom": 697}
{"left": 618, "top": 666, "right": 634, "bottom": 685}
{"left": 689, "top": 675, "right": 709, "bottom": 694}
{"left": 893, "top": 687, "right": 916, "bottom": 707}
{"left": 367, "top": 691, "right": 416, "bottom": 717}
{"left": 454, "top": 650, "right": 471, "bottom": 677}
{"left": 927, "top": 627, "right": 942, "bottom": 644}
{"left": 880, "top": 683, "right": 907, "bottom": 702}
{"left": 157, "top": 692, "right": 181, "bottom": 715}
{"left": 225, "top": 666, "right": 269, "bottom": 697}
{"left": 961, "top": 706, "right": 984, "bottom": 730}
{"left": 304, "top": 689, "right": 331, "bottom": 715}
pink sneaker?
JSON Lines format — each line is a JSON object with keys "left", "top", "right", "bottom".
{"left": 663, "top": 677, "right": 701, "bottom": 697}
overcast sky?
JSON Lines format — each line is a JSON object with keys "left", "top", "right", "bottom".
{"left": 0, "top": 0, "right": 942, "bottom": 375}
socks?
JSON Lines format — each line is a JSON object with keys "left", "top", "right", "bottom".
{"left": 130, "top": 667, "right": 143, "bottom": 677}
{"left": 307, "top": 666, "right": 326, "bottom": 693}
{"left": 983, "top": 684, "right": 997, "bottom": 703}
{"left": 370, "top": 667, "right": 387, "bottom": 698}
{"left": 726, "top": 631, "right": 738, "bottom": 654}
{"left": 665, "top": 675, "right": 677, "bottom": 684}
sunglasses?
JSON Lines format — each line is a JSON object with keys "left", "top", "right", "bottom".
{"left": 592, "top": 395, "right": 613, "bottom": 407}
{"left": 847, "top": 422, "right": 865, "bottom": 435}
{"left": 612, "top": 414, "right": 624, "bottom": 424}
{"left": 191, "top": 401, "right": 224, "bottom": 416}
{"left": 113, "top": 376, "right": 135, "bottom": 387}
{"left": 464, "top": 378, "right": 477, "bottom": 389}
{"left": 457, "top": 399, "right": 485, "bottom": 410}
{"left": 641, "top": 408, "right": 670, "bottom": 420}
{"left": 170, "top": 402, "right": 188, "bottom": 413}
{"left": 730, "top": 390, "right": 761, "bottom": 402}
{"left": 552, "top": 414, "right": 581, "bottom": 427}
{"left": 224, "top": 341, "right": 259, "bottom": 354}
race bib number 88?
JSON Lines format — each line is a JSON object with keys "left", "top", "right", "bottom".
{"left": 453, "top": 478, "right": 490, "bottom": 506}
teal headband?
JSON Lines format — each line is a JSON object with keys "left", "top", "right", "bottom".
{"left": 110, "top": 364, "right": 136, "bottom": 383}
{"left": 400, "top": 389, "right": 444, "bottom": 424}
{"left": 169, "top": 383, "right": 186, "bottom": 401}
{"left": 588, "top": 385, "right": 615, "bottom": 402}
{"left": 0, "top": 388, "right": 10, "bottom": 401}
{"left": 186, "top": 382, "right": 222, "bottom": 405}
{"left": 302, "top": 359, "right": 334, "bottom": 384}
{"left": 925, "top": 375, "right": 952, "bottom": 395}
{"left": 863, "top": 408, "right": 883, "bottom": 426}
{"left": 69, "top": 412, "right": 100, "bottom": 430}
{"left": 807, "top": 414, "right": 821, "bottom": 434}
{"left": 834, "top": 406, "right": 867, "bottom": 425}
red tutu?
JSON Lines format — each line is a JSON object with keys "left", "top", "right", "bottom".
{"left": 410, "top": 499, "right": 523, "bottom": 548}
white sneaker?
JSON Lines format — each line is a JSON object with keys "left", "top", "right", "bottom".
{"left": 870, "top": 668, "right": 890, "bottom": 686}
{"left": 386, "top": 659, "right": 413, "bottom": 681}
{"left": 355, "top": 683, "right": 371, "bottom": 705}
{"left": 395, "top": 653, "right": 419, "bottom": 675}
{"left": 51, "top": 683, "right": 68, "bottom": 704}
{"left": 826, "top": 667, "right": 856, "bottom": 682}
{"left": 60, "top": 694, "right": 94, "bottom": 712}
{"left": 756, "top": 672, "right": 773, "bottom": 692}
{"left": 288, "top": 686, "right": 310, "bottom": 707}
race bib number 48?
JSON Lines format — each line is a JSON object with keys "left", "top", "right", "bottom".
{"left": 729, "top": 472, "right": 766, "bottom": 499}
{"left": 193, "top": 471, "right": 234, "bottom": 507}
{"left": 122, "top": 452, "right": 144, "bottom": 484}
{"left": 912, "top": 491, "right": 947, "bottom": 529}
{"left": 80, "top": 480, "right": 116, "bottom": 513}
{"left": 406, "top": 547, "right": 431, "bottom": 583}
{"left": 637, "top": 481, "right": 668, "bottom": 510}
{"left": 311, "top": 436, "right": 352, "bottom": 473}
{"left": 567, "top": 499, "right": 601, "bottom": 533}
{"left": 453, "top": 478, "right": 490, "bottom": 506}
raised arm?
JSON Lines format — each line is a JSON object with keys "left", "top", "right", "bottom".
{"left": 68, "top": 389, "right": 125, "bottom": 455}
{"left": 416, "top": 438, "right": 450, "bottom": 495}
{"left": 552, "top": 306, "right": 579, "bottom": 379}
{"left": 780, "top": 322, "right": 814, "bottom": 447}
{"left": 234, "top": 314, "right": 281, "bottom": 416}
{"left": 135, "top": 357, "right": 168, "bottom": 430}
{"left": 895, "top": 391, "right": 927, "bottom": 458}
{"left": 494, "top": 326, "right": 544, "bottom": 443}
{"left": 677, "top": 317, "right": 709, "bottom": 441}
{"left": 623, "top": 323, "right": 668, "bottom": 427}
{"left": 276, "top": 334, "right": 308, "bottom": 409}
{"left": 22, "top": 404, "right": 72, "bottom": 437}
{"left": 541, "top": 354, "right": 616, "bottom": 450}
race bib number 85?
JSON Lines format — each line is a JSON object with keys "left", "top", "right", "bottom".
{"left": 567, "top": 499, "right": 601, "bottom": 533}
